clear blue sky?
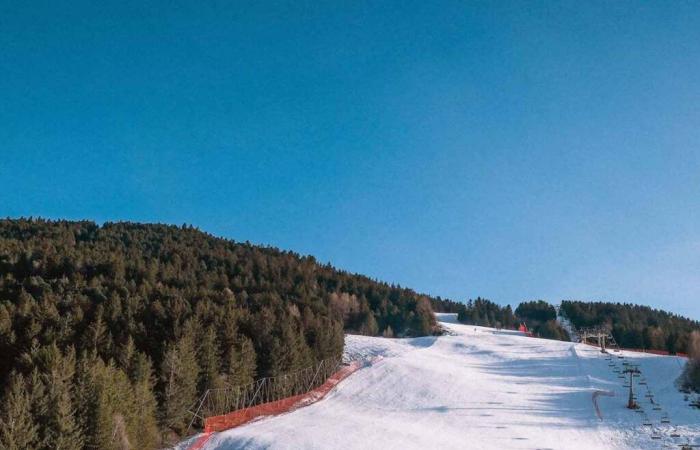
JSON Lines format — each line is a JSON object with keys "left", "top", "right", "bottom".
{"left": 2, "top": 1, "right": 700, "bottom": 317}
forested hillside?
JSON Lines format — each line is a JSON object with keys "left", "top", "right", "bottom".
{"left": 561, "top": 300, "right": 700, "bottom": 353}
{"left": 430, "top": 296, "right": 464, "bottom": 313}
{"left": 455, "top": 297, "right": 516, "bottom": 330}
{"left": 450, "top": 298, "right": 569, "bottom": 341}
{"left": 0, "top": 219, "right": 437, "bottom": 449}
{"left": 515, "top": 300, "right": 569, "bottom": 341}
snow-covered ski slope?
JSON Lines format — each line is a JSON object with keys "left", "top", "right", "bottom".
{"left": 191, "top": 314, "right": 700, "bottom": 449}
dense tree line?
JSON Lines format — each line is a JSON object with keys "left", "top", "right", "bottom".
{"left": 678, "top": 332, "right": 700, "bottom": 393}
{"left": 561, "top": 300, "right": 700, "bottom": 353}
{"left": 0, "top": 219, "right": 438, "bottom": 448}
{"left": 430, "top": 296, "right": 463, "bottom": 313}
{"left": 515, "top": 300, "right": 569, "bottom": 341}
{"left": 433, "top": 291, "right": 571, "bottom": 343}
{"left": 455, "top": 298, "right": 516, "bottom": 329}
{"left": 451, "top": 298, "right": 569, "bottom": 341}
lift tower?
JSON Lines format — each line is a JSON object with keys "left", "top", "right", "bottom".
{"left": 623, "top": 365, "right": 641, "bottom": 409}
{"left": 579, "top": 327, "right": 612, "bottom": 353}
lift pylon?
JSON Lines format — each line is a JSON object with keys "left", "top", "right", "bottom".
{"left": 623, "top": 365, "right": 641, "bottom": 409}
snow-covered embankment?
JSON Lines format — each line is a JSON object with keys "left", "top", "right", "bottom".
{"left": 182, "top": 313, "right": 699, "bottom": 449}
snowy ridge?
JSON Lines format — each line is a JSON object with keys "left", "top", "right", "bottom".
{"left": 183, "top": 314, "right": 700, "bottom": 449}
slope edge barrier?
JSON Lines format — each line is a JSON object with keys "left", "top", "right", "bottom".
{"left": 188, "top": 357, "right": 378, "bottom": 450}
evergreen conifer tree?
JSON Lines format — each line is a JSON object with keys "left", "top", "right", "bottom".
{"left": 227, "top": 335, "right": 257, "bottom": 386}
{"left": 160, "top": 325, "right": 200, "bottom": 434}
{"left": 0, "top": 372, "right": 40, "bottom": 450}
{"left": 117, "top": 336, "right": 136, "bottom": 373}
{"left": 49, "top": 383, "right": 84, "bottom": 450}
{"left": 129, "top": 352, "right": 160, "bottom": 450}
{"left": 44, "top": 348, "right": 83, "bottom": 450}
{"left": 360, "top": 311, "right": 379, "bottom": 336}
{"left": 197, "top": 325, "right": 221, "bottom": 391}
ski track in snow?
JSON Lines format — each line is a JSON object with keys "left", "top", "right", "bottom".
{"left": 181, "top": 314, "right": 700, "bottom": 450}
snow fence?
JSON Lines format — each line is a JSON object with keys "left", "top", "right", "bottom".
{"left": 187, "top": 356, "right": 375, "bottom": 450}
{"left": 203, "top": 359, "right": 364, "bottom": 432}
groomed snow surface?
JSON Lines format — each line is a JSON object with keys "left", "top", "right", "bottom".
{"left": 182, "top": 314, "right": 700, "bottom": 449}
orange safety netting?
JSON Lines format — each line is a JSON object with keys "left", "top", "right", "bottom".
{"left": 203, "top": 360, "right": 363, "bottom": 433}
